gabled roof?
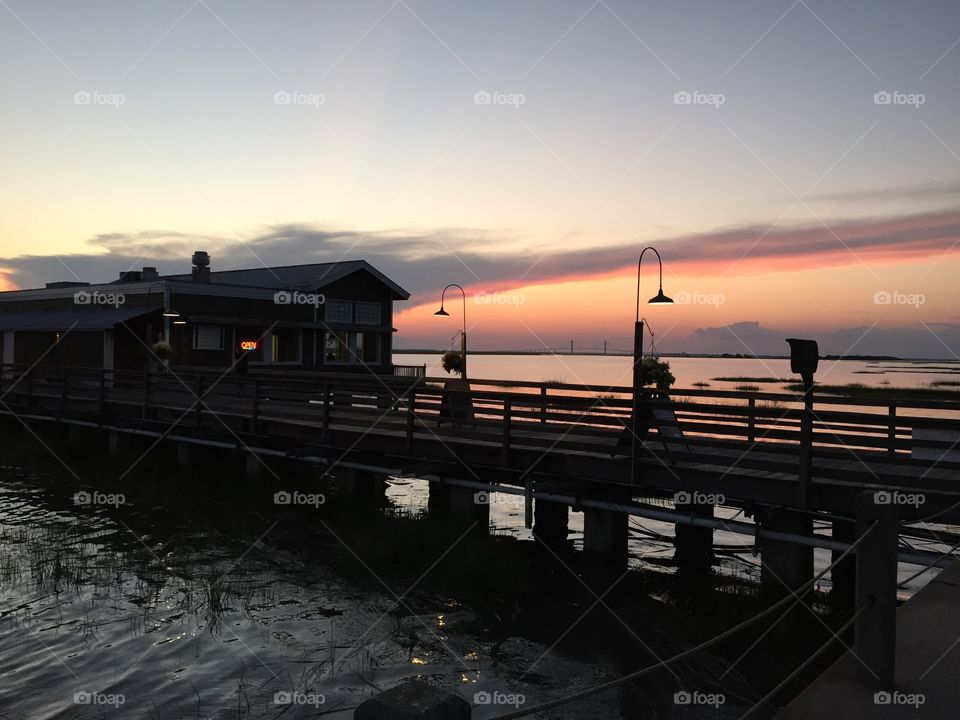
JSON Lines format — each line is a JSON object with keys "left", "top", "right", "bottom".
{"left": 163, "top": 260, "right": 410, "bottom": 300}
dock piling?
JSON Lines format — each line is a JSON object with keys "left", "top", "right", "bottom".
{"left": 760, "top": 508, "right": 814, "bottom": 604}
{"left": 854, "top": 491, "right": 898, "bottom": 687}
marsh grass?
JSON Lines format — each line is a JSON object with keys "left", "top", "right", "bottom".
{"left": 786, "top": 383, "right": 960, "bottom": 400}
{"left": 713, "top": 377, "right": 792, "bottom": 383}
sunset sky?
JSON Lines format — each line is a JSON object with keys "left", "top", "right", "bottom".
{"left": 2, "top": 0, "right": 959, "bottom": 357}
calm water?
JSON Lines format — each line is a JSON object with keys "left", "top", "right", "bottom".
{"left": 0, "top": 468, "right": 627, "bottom": 720}
{"left": 395, "top": 353, "right": 960, "bottom": 390}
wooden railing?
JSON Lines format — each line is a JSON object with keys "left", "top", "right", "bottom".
{"left": 2, "top": 363, "right": 959, "bottom": 487}
{"left": 391, "top": 363, "right": 427, "bottom": 378}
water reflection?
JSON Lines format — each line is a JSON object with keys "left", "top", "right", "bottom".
{"left": 0, "top": 466, "right": 626, "bottom": 719}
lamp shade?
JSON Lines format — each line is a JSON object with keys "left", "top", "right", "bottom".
{"left": 648, "top": 288, "right": 673, "bottom": 304}
{"left": 434, "top": 306, "right": 449, "bottom": 316}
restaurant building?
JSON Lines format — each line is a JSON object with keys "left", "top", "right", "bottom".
{"left": 0, "top": 252, "right": 411, "bottom": 374}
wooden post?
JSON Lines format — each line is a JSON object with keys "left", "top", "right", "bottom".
{"left": 142, "top": 368, "right": 151, "bottom": 419}
{"left": 322, "top": 382, "right": 331, "bottom": 443}
{"left": 98, "top": 370, "right": 106, "bottom": 414}
{"left": 887, "top": 404, "right": 897, "bottom": 456}
{"left": 855, "top": 491, "right": 898, "bottom": 688}
{"left": 797, "top": 384, "right": 814, "bottom": 507}
{"left": 194, "top": 374, "right": 204, "bottom": 425}
{"left": 502, "top": 397, "right": 512, "bottom": 467}
{"left": 405, "top": 391, "right": 416, "bottom": 452}
{"left": 60, "top": 367, "right": 69, "bottom": 410}
{"left": 747, "top": 396, "right": 756, "bottom": 444}
{"left": 540, "top": 386, "right": 547, "bottom": 424}
{"left": 760, "top": 508, "right": 814, "bottom": 605}
{"left": 525, "top": 478, "right": 533, "bottom": 529}
{"left": 250, "top": 378, "right": 260, "bottom": 433}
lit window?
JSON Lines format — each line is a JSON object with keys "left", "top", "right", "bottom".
{"left": 272, "top": 329, "right": 301, "bottom": 363}
{"left": 325, "top": 330, "right": 351, "bottom": 363}
{"left": 236, "top": 327, "right": 266, "bottom": 362}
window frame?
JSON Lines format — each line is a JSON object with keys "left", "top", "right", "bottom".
{"left": 271, "top": 328, "right": 303, "bottom": 365}
{"left": 324, "top": 299, "right": 353, "bottom": 324}
{"left": 193, "top": 323, "right": 224, "bottom": 351}
{"left": 354, "top": 301, "right": 382, "bottom": 326}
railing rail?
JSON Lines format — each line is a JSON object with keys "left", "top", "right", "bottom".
{"left": 2, "top": 363, "right": 959, "bottom": 482}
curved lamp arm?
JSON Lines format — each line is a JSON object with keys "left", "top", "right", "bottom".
{"left": 437, "top": 283, "right": 467, "bottom": 338}
{"left": 636, "top": 246, "right": 666, "bottom": 322}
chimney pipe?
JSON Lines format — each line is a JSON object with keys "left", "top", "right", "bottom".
{"left": 191, "top": 251, "right": 210, "bottom": 283}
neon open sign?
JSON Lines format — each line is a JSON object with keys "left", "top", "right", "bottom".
{"left": 239, "top": 340, "right": 258, "bottom": 351}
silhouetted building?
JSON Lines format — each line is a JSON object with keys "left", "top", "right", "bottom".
{"left": 0, "top": 253, "right": 410, "bottom": 374}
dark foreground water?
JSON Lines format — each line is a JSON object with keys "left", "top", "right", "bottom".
{"left": 1, "top": 438, "right": 941, "bottom": 720}
{"left": 0, "top": 453, "right": 691, "bottom": 720}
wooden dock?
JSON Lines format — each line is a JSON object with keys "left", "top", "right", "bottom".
{"left": 2, "top": 363, "right": 957, "bottom": 515}
{"left": 776, "top": 562, "right": 960, "bottom": 719}
{"left": 2, "top": 361, "right": 960, "bottom": 712}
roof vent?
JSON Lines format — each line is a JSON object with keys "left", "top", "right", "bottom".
{"left": 141, "top": 266, "right": 159, "bottom": 280}
{"left": 191, "top": 251, "right": 210, "bottom": 283}
{"left": 118, "top": 270, "right": 142, "bottom": 283}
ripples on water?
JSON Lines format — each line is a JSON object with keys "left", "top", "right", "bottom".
{"left": 1, "top": 454, "right": 950, "bottom": 719}
{"left": 0, "top": 464, "right": 635, "bottom": 720}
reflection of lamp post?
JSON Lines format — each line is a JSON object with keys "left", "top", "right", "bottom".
{"left": 632, "top": 248, "right": 673, "bottom": 481}
{"left": 434, "top": 284, "right": 467, "bottom": 378}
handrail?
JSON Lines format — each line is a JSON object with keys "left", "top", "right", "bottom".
{"left": 2, "top": 363, "right": 959, "bottom": 469}
{"left": 2, "top": 361, "right": 959, "bottom": 411}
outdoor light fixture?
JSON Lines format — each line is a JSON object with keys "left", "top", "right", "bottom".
{"left": 162, "top": 310, "right": 180, "bottom": 318}
{"left": 172, "top": 319, "right": 187, "bottom": 325}
{"left": 636, "top": 246, "right": 673, "bottom": 318}
{"left": 630, "top": 246, "right": 672, "bottom": 482}
{"left": 434, "top": 284, "right": 467, "bottom": 378}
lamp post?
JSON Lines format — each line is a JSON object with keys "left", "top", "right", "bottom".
{"left": 145, "top": 280, "right": 181, "bottom": 343}
{"left": 434, "top": 284, "right": 467, "bottom": 378}
{"left": 632, "top": 247, "right": 673, "bottom": 482}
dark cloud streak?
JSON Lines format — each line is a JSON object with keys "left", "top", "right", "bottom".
{"left": 2, "top": 208, "right": 959, "bottom": 298}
